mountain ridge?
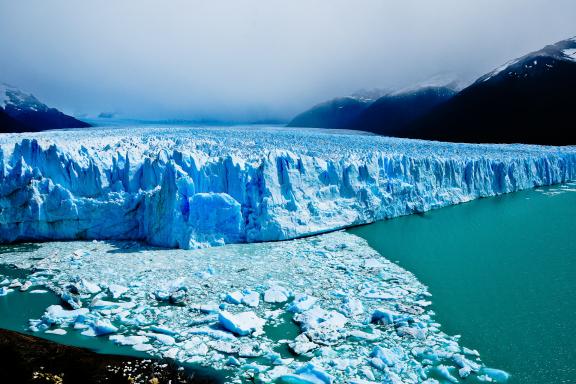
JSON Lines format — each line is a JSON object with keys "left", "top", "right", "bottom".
{"left": 0, "top": 83, "right": 91, "bottom": 133}
{"left": 288, "top": 37, "right": 576, "bottom": 145}
{"left": 404, "top": 37, "right": 576, "bottom": 145}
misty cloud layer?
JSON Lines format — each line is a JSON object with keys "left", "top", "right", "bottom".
{"left": 1, "top": 0, "right": 575, "bottom": 121}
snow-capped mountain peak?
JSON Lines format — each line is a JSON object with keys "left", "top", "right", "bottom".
{"left": 389, "top": 73, "right": 464, "bottom": 96}
{"left": 0, "top": 82, "right": 12, "bottom": 108}
{"left": 348, "top": 88, "right": 389, "bottom": 102}
{"left": 1, "top": 82, "right": 91, "bottom": 133}
{"left": 479, "top": 37, "right": 576, "bottom": 83}
{"left": 0, "top": 82, "right": 49, "bottom": 113}
{"left": 564, "top": 49, "right": 576, "bottom": 61}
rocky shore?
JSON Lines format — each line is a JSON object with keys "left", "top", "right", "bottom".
{"left": 0, "top": 328, "right": 221, "bottom": 383}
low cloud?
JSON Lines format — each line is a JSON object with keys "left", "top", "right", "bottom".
{"left": 0, "top": 0, "right": 574, "bottom": 121}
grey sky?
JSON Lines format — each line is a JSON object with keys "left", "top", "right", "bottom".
{"left": 0, "top": 0, "right": 574, "bottom": 121}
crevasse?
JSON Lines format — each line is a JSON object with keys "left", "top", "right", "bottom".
{"left": 1, "top": 126, "right": 575, "bottom": 248}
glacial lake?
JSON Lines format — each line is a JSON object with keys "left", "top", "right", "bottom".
{"left": 350, "top": 183, "right": 576, "bottom": 384}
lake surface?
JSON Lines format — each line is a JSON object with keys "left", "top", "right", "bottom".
{"left": 350, "top": 183, "right": 576, "bottom": 384}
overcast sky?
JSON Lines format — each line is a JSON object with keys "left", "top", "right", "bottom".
{"left": 0, "top": 0, "right": 574, "bottom": 121}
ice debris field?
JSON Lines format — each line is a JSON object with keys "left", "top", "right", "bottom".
{"left": 1, "top": 125, "right": 576, "bottom": 248}
{"left": 1, "top": 232, "right": 509, "bottom": 383}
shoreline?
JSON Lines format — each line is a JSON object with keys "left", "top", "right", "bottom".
{"left": 0, "top": 328, "right": 222, "bottom": 383}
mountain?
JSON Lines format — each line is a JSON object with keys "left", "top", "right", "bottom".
{"left": 0, "top": 83, "right": 91, "bottom": 133}
{"left": 287, "top": 80, "right": 458, "bottom": 134}
{"left": 287, "top": 89, "right": 387, "bottom": 129}
{"left": 0, "top": 108, "right": 26, "bottom": 132}
{"left": 345, "top": 85, "right": 457, "bottom": 136}
{"left": 405, "top": 37, "right": 576, "bottom": 145}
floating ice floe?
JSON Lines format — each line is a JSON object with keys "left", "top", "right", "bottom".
{"left": 29, "top": 289, "right": 49, "bottom": 294}
{"left": 219, "top": 311, "right": 265, "bottom": 336}
{"left": 264, "top": 285, "right": 291, "bottom": 303}
{"left": 0, "top": 286, "right": 13, "bottom": 296}
{"left": 45, "top": 328, "right": 67, "bottom": 335}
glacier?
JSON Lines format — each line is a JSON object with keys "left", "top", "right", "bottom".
{"left": 1, "top": 125, "right": 576, "bottom": 248}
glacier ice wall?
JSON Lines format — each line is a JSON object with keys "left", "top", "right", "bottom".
{"left": 1, "top": 126, "right": 576, "bottom": 248}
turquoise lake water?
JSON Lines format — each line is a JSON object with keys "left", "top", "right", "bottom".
{"left": 350, "top": 184, "right": 576, "bottom": 384}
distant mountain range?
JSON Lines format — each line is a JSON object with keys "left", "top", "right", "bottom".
{"left": 288, "top": 80, "right": 461, "bottom": 133}
{"left": 0, "top": 83, "right": 90, "bottom": 133}
{"left": 287, "top": 89, "right": 387, "bottom": 129}
{"left": 347, "top": 85, "right": 457, "bottom": 137}
{"left": 289, "top": 37, "right": 576, "bottom": 145}
{"left": 405, "top": 37, "right": 576, "bottom": 145}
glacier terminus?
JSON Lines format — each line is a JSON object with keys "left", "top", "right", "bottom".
{"left": 1, "top": 125, "right": 575, "bottom": 248}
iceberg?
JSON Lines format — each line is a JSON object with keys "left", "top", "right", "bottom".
{"left": 263, "top": 285, "right": 290, "bottom": 303}
{"left": 218, "top": 310, "right": 265, "bottom": 336}
{"left": 1, "top": 126, "right": 575, "bottom": 248}
{"left": 481, "top": 368, "right": 511, "bottom": 382}
{"left": 0, "top": 286, "right": 13, "bottom": 296}
{"left": 280, "top": 363, "right": 334, "bottom": 384}
{"left": 107, "top": 284, "right": 128, "bottom": 299}
{"left": 89, "top": 319, "right": 119, "bottom": 336}
{"left": 370, "top": 346, "right": 401, "bottom": 368}
{"left": 293, "top": 306, "right": 348, "bottom": 344}
{"left": 42, "top": 305, "right": 89, "bottom": 325}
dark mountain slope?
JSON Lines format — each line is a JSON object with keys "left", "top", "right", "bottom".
{"left": 287, "top": 89, "right": 387, "bottom": 129}
{"left": 405, "top": 38, "right": 576, "bottom": 145}
{"left": 1, "top": 83, "right": 91, "bottom": 133}
{"left": 346, "top": 86, "right": 456, "bottom": 136}
{"left": 0, "top": 108, "right": 26, "bottom": 133}
{"left": 287, "top": 97, "right": 372, "bottom": 129}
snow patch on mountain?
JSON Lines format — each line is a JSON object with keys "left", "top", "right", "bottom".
{"left": 1, "top": 125, "right": 575, "bottom": 248}
{"left": 0, "top": 83, "right": 12, "bottom": 108}
{"left": 0, "top": 82, "right": 48, "bottom": 113}
{"left": 482, "top": 59, "right": 521, "bottom": 82}
{"left": 348, "top": 88, "right": 389, "bottom": 102}
{"left": 390, "top": 73, "right": 464, "bottom": 95}
{"left": 479, "top": 37, "right": 576, "bottom": 83}
{"left": 563, "top": 48, "right": 576, "bottom": 62}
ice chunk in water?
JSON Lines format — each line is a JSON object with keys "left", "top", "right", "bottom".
{"left": 435, "top": 365, "right": 459, "bottom": 383}
{"left": 0, "top": 287, "right": 13, "bottom": 296}
{"left": 42, "top": 305, "right": 89, "bottom": 325}
{"left": 45, "top": 329, "right": 67, "bottom": 335}
{"left": 294, "top": 307, "right": 348, "bottom": 339}
{"left": 218, "top": 311, "right": 265, "bottom": 336}
{"left": 107, "top": 284, "right": 128, "bottom": 299}
{"left": 242, "top": 290, "right": 260, "bottom": 307}
{"left": 225, "top": 290, "right": 244, "bottom": 305}
{"left": 280, "top": 363, "right": 334, "bottom": 384}
{"left": 370, "top": 346, "right": 400, "bottom": 369}
{"left": 145, "top": 332, "right": 175, "bottom": 345}
{"left": 371, "top": 308, "right": 397, "bottom": 325}
{"left": 288, "top": 294, "right": 317, "bottom": 313}
{"left": 264, "top": 286, "right": 290, "bottom": 303}
{"left": 482, "top": 368, "right": 510, "bottom": 382}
